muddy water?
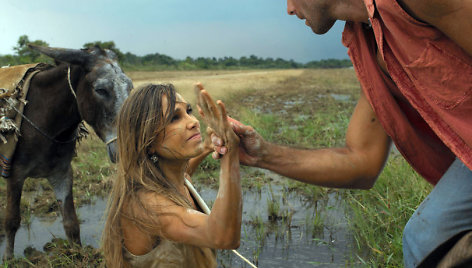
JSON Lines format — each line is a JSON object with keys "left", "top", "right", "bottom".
{"left": 0, "top": 197, "right": 107, "bottom": 259}
{"left": 0, "top": 171, "right": 355, "bottom": 267}
{"left": 202, "top": 170, "right": 356, "bottom": 267}
{"left": 210, "top": 188, "right": 354, "bottom": 267}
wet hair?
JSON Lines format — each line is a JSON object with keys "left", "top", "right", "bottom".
{"left": 101, "top": 84, "right": 215, "bottom": 267}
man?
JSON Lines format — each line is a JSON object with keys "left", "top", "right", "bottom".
{"left": 198, "top": 0, "right": 472, "bottom": 267}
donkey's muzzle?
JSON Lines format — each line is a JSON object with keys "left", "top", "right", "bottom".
{"left": 107, "top": 141, "right": 118, "bottom": 163}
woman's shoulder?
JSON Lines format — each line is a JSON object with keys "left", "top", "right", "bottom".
{"left": 137, "top": 190, "right": 179, "bottom": 209}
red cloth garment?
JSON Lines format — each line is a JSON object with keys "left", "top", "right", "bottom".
{"left": 342, "top": 0, "right": 472, "bottom": 184}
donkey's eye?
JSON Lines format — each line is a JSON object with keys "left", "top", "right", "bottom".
{"left": 95, "top": 88, "right": 109, "bottom": 97}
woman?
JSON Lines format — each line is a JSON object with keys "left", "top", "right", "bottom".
{"left": 102, "top": 83, "right": 241, "bottom": 267}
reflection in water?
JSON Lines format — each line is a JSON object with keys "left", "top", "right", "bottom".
{"left": 0, "top": 197, "right": 107, "bottom": 259}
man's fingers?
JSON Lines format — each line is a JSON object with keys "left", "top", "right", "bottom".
{"left": 227, "top": 116, "right": 244, "bottom": 128}
{"left": 216, "top": 146, "right": 227, "bottom": 154}
{"left": 211, "top": 151, "right": 221, "bottom": 160}
{"left": 228, "top": 116, "right": 247, "bottom": 136}
{"left": 211, "top": 133, "right": 222, "bottom": 146}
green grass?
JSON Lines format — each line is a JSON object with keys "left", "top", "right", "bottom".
{"left": 346, "top": 155, "right": 432, "bottom": 266}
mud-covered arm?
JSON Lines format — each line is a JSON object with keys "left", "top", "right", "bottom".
{"left": 398, "top": 0, "right": 472, "bottom": 57}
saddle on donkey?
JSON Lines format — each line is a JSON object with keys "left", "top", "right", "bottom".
{"left": 0, "top": 63, "right": 49, "bottom": 177}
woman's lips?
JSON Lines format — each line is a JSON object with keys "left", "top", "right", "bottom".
{"left": 188, "top": 133, "right": 202, "bottom": 141}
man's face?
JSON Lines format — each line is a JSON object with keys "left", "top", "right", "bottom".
{"left": 287, "top": 0, "right": 336, "bottom": 34}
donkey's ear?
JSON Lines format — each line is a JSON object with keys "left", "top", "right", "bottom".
{"left": 28, "top": 44, "right": 93, "bottom": 68}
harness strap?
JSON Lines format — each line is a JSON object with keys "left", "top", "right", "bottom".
{"left": 67, "top": 66, "right": 77, "bottom": 99}
{"left": 105, "top": 137, "right": 117, "bottom": 145}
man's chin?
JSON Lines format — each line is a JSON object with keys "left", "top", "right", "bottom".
{"left": 308, "top": 20, "right": 336, "bottom": 35}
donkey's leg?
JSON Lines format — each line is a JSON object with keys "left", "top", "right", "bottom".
{"left": 3, "top": 177, "right": 25, "bottom": 260}
{"left": 47, "top": 165, "right": 81, "bottom": 246}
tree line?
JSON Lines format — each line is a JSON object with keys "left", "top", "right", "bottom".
{"left": 1, "top": 35, "right": 352, "bottom": 70}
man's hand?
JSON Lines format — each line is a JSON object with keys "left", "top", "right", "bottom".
{"left": 228, "top": 117, "right": 266, "bottom": 167}
{"left": 209, "top": 116, "right": 266, "bottom": 167}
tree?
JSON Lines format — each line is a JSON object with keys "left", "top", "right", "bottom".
{"left": 13, "top": 35, "right": 50, "bottom": 63}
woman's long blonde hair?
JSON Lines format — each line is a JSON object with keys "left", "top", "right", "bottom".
{"left": 101, "top": 84, "right": 215, "bottom": 268}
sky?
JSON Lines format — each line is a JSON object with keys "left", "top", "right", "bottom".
{"left": 0, "top": 0, "right": 348, "bottom": 63}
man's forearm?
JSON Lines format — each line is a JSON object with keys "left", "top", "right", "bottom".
{"left": 256, "top": 142, "right": 380, "bottom": 189}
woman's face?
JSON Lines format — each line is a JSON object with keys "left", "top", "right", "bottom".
{"left": 152, "top": 93, "right": 204, "bottom": 160}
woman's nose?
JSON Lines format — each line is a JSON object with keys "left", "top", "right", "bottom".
{"left": 187, "top": 116, "right": 199, "bottom": 129}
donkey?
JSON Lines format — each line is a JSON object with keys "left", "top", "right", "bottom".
{"left": 2, "top": 45, "right": 132, "bottom": 259}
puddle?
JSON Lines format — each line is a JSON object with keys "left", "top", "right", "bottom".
{"left": 0, "top": 171, "right": 356, "bottom": 267}
{"left": 197, "top": 170, "right": 356, "bottom": 267}
{"left": 0, "top": 197, "right": 107, "bottom": 259}
{"left": 330, "top": 94, "right": 351, "bottom": 102}
{"left": 315, "top": 93, "right": 352, "bottom": 103}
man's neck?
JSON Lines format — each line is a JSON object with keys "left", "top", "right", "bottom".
{"left": 333, "top": 0, "right": 369, "bottom": 23}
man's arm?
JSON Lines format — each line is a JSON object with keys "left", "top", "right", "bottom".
{"left": 232, "top": 91, "right": 391, "bottom": 189}
{"left": 398, "top": 0, "right": 472, "bottom": 57}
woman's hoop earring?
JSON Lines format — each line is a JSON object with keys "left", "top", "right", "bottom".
{"left": 150, "top": 155, "right": 159, "bottom": 163}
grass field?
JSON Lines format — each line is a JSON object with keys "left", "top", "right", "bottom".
{"left": 0, "top": 69, "right": 432, "bottom": 267}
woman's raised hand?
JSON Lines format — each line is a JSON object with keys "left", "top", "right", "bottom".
{"left": 194, "top": 83, "right": 239, "bottom": 152}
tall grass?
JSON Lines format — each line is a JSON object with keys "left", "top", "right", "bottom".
{"left": 346, "top": 155, "right": 432, "bottom": 266}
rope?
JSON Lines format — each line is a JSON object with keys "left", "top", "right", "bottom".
{"left": 67, "top": 67, "right": 77, "bottom": 99}
{"left": 106, "top": 137, "right": 117, "bottom": 145}
{"left": 11, "top": 105, "right": 78, "bottom": 144}
{"left": 184, "top": 179, "right": 258, "bottom": 268}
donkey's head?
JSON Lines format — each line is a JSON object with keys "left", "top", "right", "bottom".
{"left": 29, "top": 45, "right": 133, "bottom": 163}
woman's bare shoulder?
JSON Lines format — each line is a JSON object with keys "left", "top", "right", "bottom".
{"left": 137, "top": 190, "right": 179, "bottom": 209}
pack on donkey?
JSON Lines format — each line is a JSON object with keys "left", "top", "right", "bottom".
{"left": 0, "top": 45, "right": 132, "bottom": 259}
